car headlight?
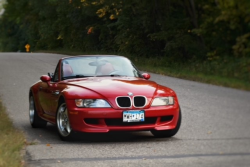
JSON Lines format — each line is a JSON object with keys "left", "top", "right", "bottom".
{"left": 151, "top": 97, "right": 174, "bottom": 106}
{"left": 75, "top": 99, "right": 111, "bottom": 108}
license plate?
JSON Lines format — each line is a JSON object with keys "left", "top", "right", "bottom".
{"left": 123, "top": 110, "right": 145, "bottom": 122}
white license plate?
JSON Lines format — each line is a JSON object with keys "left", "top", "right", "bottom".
{"left": 123, "top": 110, "right": 145, "bottom": 122}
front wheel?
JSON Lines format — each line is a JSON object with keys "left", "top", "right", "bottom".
{"left": 56, "top": 102, "right": 74, "bottom": 141}
{"left": 151, "top": 109, "right": 182, "bottom": 138}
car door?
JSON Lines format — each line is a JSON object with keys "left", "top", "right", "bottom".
{"left": 38, "top": 61, "right": 61, "bottom": 116}
{"left": 46, "top": 82, "right": 63, "bottom": 116}
{"left": 47, "top": 62, "right": 62, "bottom": 116}
{"left": 38, "top": 81, "right": 52, "bottom": 114}
{"left": 47, "top": 61, "right": 69, "bottom": 116}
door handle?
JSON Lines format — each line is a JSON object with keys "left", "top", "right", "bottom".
{"left": 52, "top": 91, "right": 60, "bottom": 95}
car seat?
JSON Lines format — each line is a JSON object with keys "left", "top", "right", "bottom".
{"left": 95, "top": 63, "right": 114, "bottom": 75}
{"left": 63, "top": 64, "right": 73, "bottom": 77}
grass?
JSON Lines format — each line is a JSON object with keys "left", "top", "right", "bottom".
{"left": 131, "top": 57, "right": 250, "bottom": 91}
{"left": 37, "top": 49, "right": 250, "bottom": 91}
{"left": 0, "top": 100, "right": 26, "bottom": 167}
{"left": 136, "top": 63, "right": 250, "bottom": 90}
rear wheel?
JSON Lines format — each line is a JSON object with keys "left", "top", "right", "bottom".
{"left": 151, "top": 109, "right": 182, "bottom": 138}
{"left": 56, "top": 102, "right": 74, "bottom": 141}
{"left": 29, "top": 95, "right": 47, "bottom": 128}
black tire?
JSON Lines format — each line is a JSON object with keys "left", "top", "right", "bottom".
{"left": 56, "top": 102, "right": 75, "bottom": 141}
{"left": 29, "top": 95, "right": 47, "bottom": 128}
{"left": 151, "top": 108, "right": 182, "bottom": 138}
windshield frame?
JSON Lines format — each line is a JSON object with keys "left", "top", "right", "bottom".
{"left": 59, "top": 55, "right": 143, "bottom": 80}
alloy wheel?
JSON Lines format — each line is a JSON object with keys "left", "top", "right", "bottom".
{"left": 57, "top": 103, "right": 71, "bottom": 137}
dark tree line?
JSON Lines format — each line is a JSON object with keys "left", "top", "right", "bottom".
{"left": 0, "top": 0, "right": 249, "bottom": 81}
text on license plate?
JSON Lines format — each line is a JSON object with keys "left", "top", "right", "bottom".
{"left": 123, "top": 110, "right": 145, "bottom": 122}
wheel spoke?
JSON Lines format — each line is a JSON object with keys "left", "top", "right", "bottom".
{"left": 66, "top": 121, "right": 71, "bottom": 133}
{"left": 29, "top": 97, "right": 35, "bottom": 124}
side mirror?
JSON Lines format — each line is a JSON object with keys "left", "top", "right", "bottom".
{"left": 40, "top": 75, "right": 51, "bottom": 82}
{"left": 142, "top": 73, "right": 150, "bottom": 80}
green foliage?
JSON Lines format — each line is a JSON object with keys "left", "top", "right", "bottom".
{"left": 0, "top": 0, "right": 249, "bottom": 82}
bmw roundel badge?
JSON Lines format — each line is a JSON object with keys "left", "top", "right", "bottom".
{"left": 128, "top": 92, "right": 133, "bottom": 96}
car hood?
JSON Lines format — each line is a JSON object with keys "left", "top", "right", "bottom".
{"left": 65, "top": 77, "right": 159, "bottom": 98}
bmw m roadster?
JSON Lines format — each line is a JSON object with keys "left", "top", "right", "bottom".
{"left": 29, "top": 55, "right": 181, "bottom": 140}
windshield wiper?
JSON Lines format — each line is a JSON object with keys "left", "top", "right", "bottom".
{"left": 62, "top": 75, "right": 93, "bottom": 80}
{"left": 95, "top": 74, "right": 126, "bottom": 77}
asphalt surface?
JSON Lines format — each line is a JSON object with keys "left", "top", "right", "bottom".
{"left": 0, "top": 52, "right": 250, "bottom": 167}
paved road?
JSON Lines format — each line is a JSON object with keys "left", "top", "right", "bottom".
{"left": 0, "top": 53, "right": 250, "bottom": 167}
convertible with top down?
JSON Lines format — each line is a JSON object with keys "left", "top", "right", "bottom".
{"left": 29, "top": 55, "right": 181, "bottom": 140}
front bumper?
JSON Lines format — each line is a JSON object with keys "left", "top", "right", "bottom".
{"left": 66, "top": 100, "right": 180, "bottom": 133}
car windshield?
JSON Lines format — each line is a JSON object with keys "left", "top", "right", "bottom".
{"left": 61, "top": 56, "right": 142, "bottom": 79}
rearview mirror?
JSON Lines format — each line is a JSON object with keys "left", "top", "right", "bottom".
{"left": 142, "top": 73, "right": 150, "bottom": 80}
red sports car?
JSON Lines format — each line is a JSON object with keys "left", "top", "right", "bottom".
{"left": 29, "top": 55, "right": 181, "bottom": 140}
